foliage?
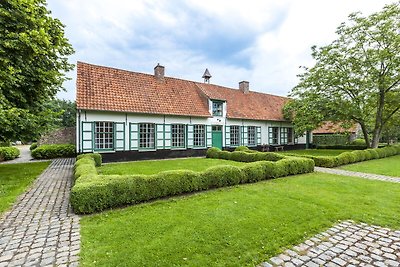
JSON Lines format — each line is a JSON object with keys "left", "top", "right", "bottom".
{"left": 312, "top": 134, "right": 349, "bottom": 146}
{"left": 0, "top": 146, "right": 20, "bottom": 161}
{"left": 44, "top": 99, "right": 76, "bottom": 129}
{"left": 284, "top": 3, "right": 400, "bottom": 148}
{"left": 315, "top": 144, "right": 367, "bottom": 150}
{"left": 234, "top": 146, "right": 251, "bottom": 152}
{"left": 77, "top": 153, "right": 102, "bottom": 167}
{"left": 292, "top": 145, "right": 400, "bottom": 168}
{"left": 280, "top": 149, "right": 352, "bottom": 157}
{"left": 207, "top": 147, "right": 285, "bottom": 162}
{"left": 31, "top": 144, "right": 75, "bottom": 159}
{"left": 0, "top": 162, "right": 50, "bottom": 213}
{"left": 350, "top": 138, "right": 367, "bottom": 146}
{"left": 71, "top": 155, "right": 314, "bottom": 214}
{"left": 0, "top": 0, "right": 74, "bottom": 142}
{"left": 80, "top": 173, "right": 400, "bottom": 266}
{"left": 29, "top": 142, "right": 37, "bottom": 151}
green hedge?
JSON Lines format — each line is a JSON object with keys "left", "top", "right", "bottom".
{"left": 76, "top": 153, "right": 102, "bottom": 167}
{"left": 31, "top": 144, "right": 76, "bottom": 159}
{"left": 313, "top": 134, "right": 349, "bottom": 146}
{"left": 0, "top": 147, "right": 20, "bottom": 161}
{"left": 315, "top": 144, "right": 367, "bottom": 150}
{"left": 71, "top": 150, "right": 314, "bottom": 214}
{"left": 29, "top": 143, "right": 38, "bottom": 151}
{"left": 293, "top": 144, "right": 400, "bottom": 168}
{"left": 207, "top": 147, "right": 284, "bottom": 162}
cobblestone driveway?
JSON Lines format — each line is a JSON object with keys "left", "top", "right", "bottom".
{"left": 260, "top": 220, "right": 400, "bottom": 267}
{"left": 0, "top": 158, "right": 79, "bottom": 267}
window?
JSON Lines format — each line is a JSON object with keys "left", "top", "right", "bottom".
{"left": 230, "top": 126, "right": 240, "bottom": 146}
{"left": 95, "top": 121, "right": 114, "bottom": 150}
{"left": 212, "top": 101, "right": 223, "bottom": 116}
{"left": 248, "top": 126, "right": 256, "bottom": 146}
{"left": 139, "top": 123, "right": 155, "bottom": 149}
{"left": 269, "top": 127, "right": 279, "bottom": 145}
{"left": 193, "top": 125, "right": 205, "bottom": 147}
{"left": 172, "top": 124, "right": 185, "bottom": 148}
{"left": 280, "top": 127, "right": 288, "bottom": 144}
{"left": 287, "top": 128, "right": 293, "bottom": 144}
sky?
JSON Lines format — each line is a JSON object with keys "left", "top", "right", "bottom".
{"left": 47, "top": 0, "right": 395, "bottom": 100}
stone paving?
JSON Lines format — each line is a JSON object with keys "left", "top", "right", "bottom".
{"left": 260, "top": 220, "right": 400, "bottom": 267}
{"left": 315, "top": 167, "right": 400, "bottom": 184}
{"left": 0, "top": 158, "right": 79, "bottom": 267}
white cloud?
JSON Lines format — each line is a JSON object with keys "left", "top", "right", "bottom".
{"left": 47, "top": 0, "right": 395, "bottom": 100}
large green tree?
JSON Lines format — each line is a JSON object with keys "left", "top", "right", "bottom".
{"left": 0, "top": 0, "right": 74, "bottom": 142}
{"left": 284, "top": 2, "right": 400, "bottom": 148}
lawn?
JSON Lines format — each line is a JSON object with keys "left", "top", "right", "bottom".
{"left": 340, "top": 154, "right": 400, "bottom": 177}
{"left": 0, "top": 162, "right": 50, "bottom": 213}
{"left": 98, "top": 158, "right": 247, "bottom": 175}
{"left": 280, "top": 149, "right": 350, "bottom": 156}
{"left": 80, "top": 172, "right": 400, "bottom": 266}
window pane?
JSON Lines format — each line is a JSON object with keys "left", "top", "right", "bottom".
{"left": 172, "top": 124, "right": 185, "bottom": 148}
{"left": 139, "top": 123, "right": 155, "bottom": 148}
{"left": 95, "top": 121, "right": 114, "bottom": 150}
{"left": 230, "top": 126, "right": 240, "bottom": 146}
{"left": 194, "top": 125, "right": 205, "bottom": 147}
{"left": 212, "top": 102, "right": 223, "bottom": 116}
{"left": 248, "top": 126, "right": 256, "bottom": 146}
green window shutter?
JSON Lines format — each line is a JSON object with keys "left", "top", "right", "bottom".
{"left": 225, "top": 125, "right": 231, "bottom": 147}
{"left": 187, "top": 125, "right": 194, "bottom": 148}
{"left": 156, "top": 124, "right": 164, "bottom": 149}
{"left": 114, "top": 122, "right": 125, "bottom": 151}
{"left": 82, "top": 122, "right": 94, "bottom": 152}
{"left": 129, "top": 123, "right": 138, "bottom": 150}
{"left": 164, "top": 124, "right": 171, "bottom": 149}
{"left": 242, "top": 126, "right": 248, "bottom": 146}
{"left": 257, "top": 126, "right": 262, "bottom": 145}
{"left": 206, "top": 125, "right": 212, "bottom": 147}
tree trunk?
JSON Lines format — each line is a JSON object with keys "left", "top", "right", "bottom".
{"left": 359, "top": 121, "right": 371, "bottom": 148}
{"left": 371, "top": 89, "right": 386, "bottom": 148}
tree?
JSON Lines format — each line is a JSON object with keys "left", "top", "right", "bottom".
{"left": 0, "top": 0, "right": 74, "bottom": 142}
{"left": 45, "top": 99, "right": 76, "bottom": 128}
{"left": 284, "top": 2, "right": 400, "bottom": 148}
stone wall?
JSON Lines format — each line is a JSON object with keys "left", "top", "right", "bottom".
{"left": 39, "top": 127, "right": 76, "bottom": 145}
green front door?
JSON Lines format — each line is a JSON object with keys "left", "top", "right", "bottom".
{"left": 212, "top": 125, "right": 223, "bottom": 149}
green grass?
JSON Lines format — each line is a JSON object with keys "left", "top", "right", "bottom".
{"left": 98, "top": 158, "right": 247, "bottom": 175}
{"left": 340, "top": 155, "right": 400, "bottom": 177}
{"left": 80, "top": 173, "right": 400, "bottom": 266}
{"left": 280, "top": 149, "right": 350, "bottom": 156}
{"left": 0, "top": 162, "right": 50, "bottom": 213}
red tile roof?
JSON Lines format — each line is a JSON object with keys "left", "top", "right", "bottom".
{"left": 76, "top": 62, "right": 289, "bottom": 121}
{"left": 313, "top": 121, "right": 357, "bottom": 134}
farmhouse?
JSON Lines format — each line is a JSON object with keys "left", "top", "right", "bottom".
{"left": 76, "top": 62, "right": 309, "bottom": 161}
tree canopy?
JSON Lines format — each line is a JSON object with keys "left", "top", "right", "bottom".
{"left": 284, "top": 2, "right": 400, "bottom": 148}
{"left": 0, "top": 0, "right": 74, "bottom": 142}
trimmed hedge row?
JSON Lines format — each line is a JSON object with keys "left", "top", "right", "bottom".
{"left": 29, "top": 142, "right": 38, "bottom": 151}
{"left": 31, "top": 144, "right": 76, "bottom": 159}
{"left": 207, "top": 147, "right": 284, "bottom": 162}
{"left": 286, "top": 145, "right": 400, "bottom": 168}
{"left": 315, "top": 144, "right": 367, "bottom": 150}
{"left": 70, "top": 152, "right": 314, "bottom": 214}
{"left": 0, "top": 147, "right": 20, "bottom": 161}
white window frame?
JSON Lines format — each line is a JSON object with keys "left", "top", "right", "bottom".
{"left": 248, "top": 126, "right": 256, "bottom": 146}
{"left": 193, "top": 124, "right": 205, "bottom": 147}
{"left": 95, "top": 121, "right": 114, "bottom": 150}
{"left": 230, "top": 125, "right": 240, "bottom": 146}
{"left": 139, "top": 123, "right": 155, "bottom": 149}
{"left": 172, "top": 124, "right": 185, "bottom": 148}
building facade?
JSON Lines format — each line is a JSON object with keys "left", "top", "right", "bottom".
{"left": 76, "top": 62, "right": 308, "bottom": 161}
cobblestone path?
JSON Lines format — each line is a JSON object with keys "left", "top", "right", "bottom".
{"left": 0, "top": 158, "right": 79, "bottom": 267}
{"left": 260, "top": 220, "right": 400, "bottom": 267}
{"left": 315, "top": 167, "right": 400, "bottom": 183}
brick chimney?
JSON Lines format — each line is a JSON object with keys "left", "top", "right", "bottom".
{"left": 239, "top": 81, "right": 249, "bottom": 94}
{"left": 154, "top": 63, "right": 165, "bottom": 80}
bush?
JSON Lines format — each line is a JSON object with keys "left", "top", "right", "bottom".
{"left": 77, "top": 153, "right": 102, "bottom": 167}
{"left": 313, "top": 134, "right": 349, "bottom": 146}
{"left": 0, "top": 147, "right": 20, "bottom": 161}
{"left": 71, "top": 154, "right": 315, "bottom": 214}
{"left": 351, "top": 138, "right": 367, "bottom": 146}
{"left": 29, "top": 142, "right": 38, "bottom": 151}
{"left": 206, "top": 147, "right": 221, "bottom": 158}
{"left": 234, "top": 146, "right": 251, "bottom": 152}
{"left": 31, "top": 144, "right": 76, "bottom": 159}
{"left": 316, "top": 144, "right": 367, "bottom": 150}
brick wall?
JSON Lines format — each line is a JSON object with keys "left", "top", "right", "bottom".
{"left": 39, "top": 127, "right": 76, "bottom": 145}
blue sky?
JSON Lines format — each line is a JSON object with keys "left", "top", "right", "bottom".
{"left": 47, "top": 0, "right": 395, "bottom": 100}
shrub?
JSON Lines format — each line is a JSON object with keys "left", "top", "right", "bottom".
{"left": 71, "top": 155, "right": 315, "bottom": 214}
{"left": 218, "top": 151, "right": 232, "bottom": 161}
{"left": 316, "top": 144, "right": 367, "bottom": 150}
{"left": 351, "top": 138, "right": 367, "bottom": 146}
{"left": 351, "top": 150, "right": 366, "bottom": 162}
{"left": 313, "top": 134, "right": 349, "bottom": 146}
{"left": 77, "top": 153, "right": 102, "bottom": 167}
{"left": 365, "top": 149, "right": 379, "bottom": 159}
{"left": 0, "top": 147, "right": 20, "bottom": 161}
{"left": 29, "top": 142, "right": 38, "bottom": 151}
{"left": 234, "top": 146, "right": 251, "bottom": 152}
{"left": 31, "top": 144, "right": 76, "bottom": 159}
{"left": 206, "top": 147, "right": 221, "bottom": 158}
